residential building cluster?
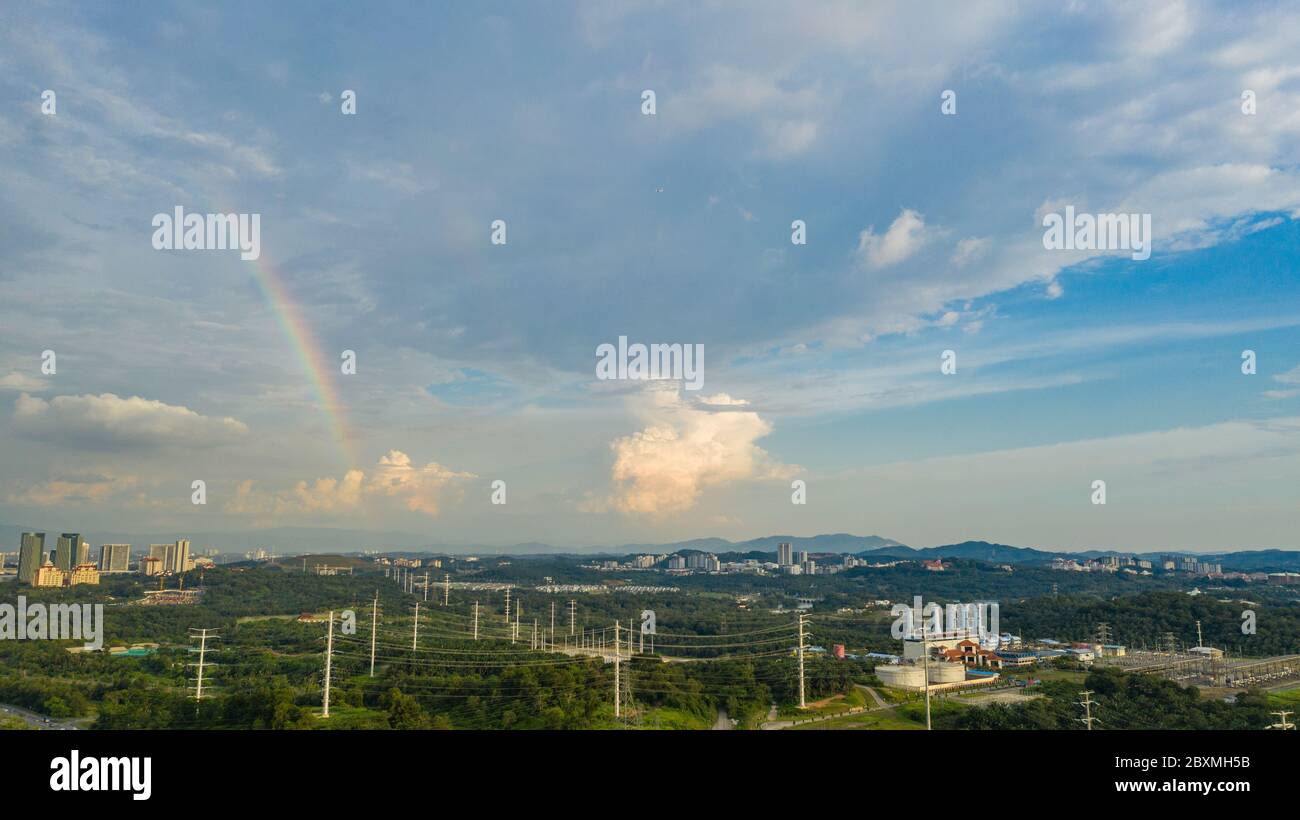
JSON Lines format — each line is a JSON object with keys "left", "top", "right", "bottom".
{"left": 14, "top": 533, "right": 198, "bottom": 587}
{"left": 17, "top": 532, "right": 100, "bottom": 588}
{"left": 1051, "top": 554, "right": 1154, "bottom": 573}
{"left": 584, "top": 544, "right": 919, "bottom": 577}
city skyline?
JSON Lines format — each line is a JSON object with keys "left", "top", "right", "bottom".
{"left": 2, "top": 1, "right": 1300, "bottom": 551}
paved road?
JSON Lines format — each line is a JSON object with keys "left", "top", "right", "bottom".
{"left": 0, "top": 703, "right": 85, "bottom": 730}
{"left": 855, "top": 684, "right": 887, "bottom": 708}
{"left": 712, "top": 707, "right": 734, "bottom": 730}
{"left": 761, "top": 687, "right": 894, "bottom": 730}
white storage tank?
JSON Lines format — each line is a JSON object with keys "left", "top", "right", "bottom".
{"left": 928, "top": 662, "right": 966, "bottom": 684}
{"left": 876, "top": 664, "right": 925, "bottom": 690}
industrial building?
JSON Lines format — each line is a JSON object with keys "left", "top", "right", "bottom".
{"left": 875, "top": 660, "right": 997, "bottom": 692}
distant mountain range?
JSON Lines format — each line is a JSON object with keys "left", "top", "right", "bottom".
{"left": 1, "top": 523, "right": 1297, "bottom": 571}
{"left": 852, "top": 540, "right": 1056, "bottom": 564}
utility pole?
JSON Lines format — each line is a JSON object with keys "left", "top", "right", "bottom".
{"left": 614, "top": 621, "right": 621, "bottom": 719}
{"left": 1196, "top": 620, "right": 1204, "bottom": 648}
{"left": 322, "top": 610, "right": 334, "bottom": 718}
{"left": 188, "top": 628, "right": 219, "bottom": 702}
{"left": 412, "top": 602, "right": 420, "bottom": 650}
{"left": 1077, "top": 690, "right": 1099, "bottom": 730}
{"left": 513, "top": 603, "right": 519, "bottom": 643}
{"left": 369, "top": 592, "right": 378, "bottom": 677}
{"left": 921, "top": 617, "right": 931, "bottom": 730}
{"left": 444, "top": 573, "right": 450, "bottom": 606}
{"left": 569, "top": 600, "right": 576, "bottom": 635}
{"left": 473, "top": 600, "right": 479, "bottom": 640}
{"left": 1269, "top": 711, "right": 1295, "bottom": 730}
{"left": 423, "top": 571, "right": 429, "bottom": 602}
{"left": 797, "top": 612, "right": 807, "bottom": 709}
{"left": 551, "top": 601, "right": 556, "bottom": 643}
{"left": 504, "top": 588, "right": 511, "bottom": 625}
{"left": 532, "top": 619, "right": 538, "bottom": 651}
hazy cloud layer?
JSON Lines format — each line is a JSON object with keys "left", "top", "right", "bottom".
{"left": 12, "top": 393, "right": 249, "bottom": 449}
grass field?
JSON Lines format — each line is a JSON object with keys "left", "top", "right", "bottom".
{"left": 779, "top": 687, "right": 868, "bottom": 718}
{"left": 1267, "top": 686, "right": 1300, "bottom": 709}
{"left": 634, "top": 706, "right": 712, "bottom": 730}
{"left": 789, "top": 698, "right": 968, "bottom": 730}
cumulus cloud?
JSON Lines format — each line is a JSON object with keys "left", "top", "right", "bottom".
{"left": 226, "top": 450, "right": 475, "bottom": 518}
{"left": 607, "top": 387, "right": 795, "bottom": 515}
{"left": 857, "top": 209, "right": 928, "bottom": 269}
{"left": 11, "top": 393, "right": 248, "bottom": 448}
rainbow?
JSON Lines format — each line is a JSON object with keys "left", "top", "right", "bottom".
{"left": 247, "top": 254, "right": 358, "bottom": 469}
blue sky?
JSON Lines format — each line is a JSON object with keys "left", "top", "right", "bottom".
{"left": 1, "top": 0, "right": 1299, "bottom": 551}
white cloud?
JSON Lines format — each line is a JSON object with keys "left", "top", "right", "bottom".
{"left": 761, "top": 119, "right": 819, "bottom": 158}
{"left": 661, "top": 65, "right": 826, "bottom": 158}
{"left": 226, "top": 449, "right": 476, "bottom": 518}
{"left": 0, "top": 371, "right": 47, "bottom": 392}
{"left": 857, "top": 209, "right": 928, "bottom": 269}
{"left": 11, "top": 393, "right": 248, "bottom": 448}
{"left": 951, "top": 237, "right": 990, "bottom": 267}
{"left": 607, "top": 387, "right": 795, "bottom": 515}
{"left": 1263, "top": 364, "right": 1300, "bottom": 399}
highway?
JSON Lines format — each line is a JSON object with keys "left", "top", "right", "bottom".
{"left": 0, "top": 702, "right": 85, "bottom": 730}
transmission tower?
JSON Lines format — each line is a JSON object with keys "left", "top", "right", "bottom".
{"left": 1269, "top": 710, "right": 1295, "bottom": 730}
{"left": 797, "top": 612, "right": 807, "bottom": 709}
{"left": 187, "top": 628, "right": 220, "bottom": 702}
{"left": 412, "top": 601, "right": 420, "bottom": 650}
{"left": 1095, "top": 622, "right": 1112, "bottom": 644}
{"left": 1076, "top": 690, "right": 1100, "bottom": 730}
{"left": 322, "top": 610, "right": 335, "bottom": 718}
{"left": 613, "top": 621, "right": 621, "bottom": 719}
{"left": 369, "top": 592, "right": 380, "bottom": 677}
